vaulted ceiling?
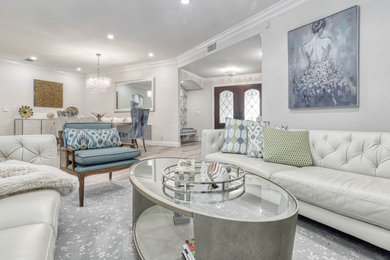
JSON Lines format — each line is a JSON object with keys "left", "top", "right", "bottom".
{"left": 0, "top": 0, "right": 280, "bottom": 73}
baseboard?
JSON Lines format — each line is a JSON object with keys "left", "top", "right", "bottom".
{"left": 145, "top": 140, "right": 181, "bottom": 147}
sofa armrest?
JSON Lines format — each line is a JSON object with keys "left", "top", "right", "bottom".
{"left": 201, "top": 129, "right": 225, "bottom": 160}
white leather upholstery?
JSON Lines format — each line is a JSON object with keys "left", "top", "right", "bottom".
{"left": 0, "top": 135, "right": 57, "bottom": 167}
{"left": 0, "top": 135, "right": 60, "bottom": 260}
{"left": 206, "top": 152, "right": 296, "bottom": 179}
{"left": 271, "top": 167, "right": 390, "bottom": 230}
{"left": 0, "top": 224, "right": 55, "bottom": 260}
{"left": 310, "top": 130, "right": 390, "bottom": 179}
{"left": 0, "top": 190, "right": 60, "bottom": 235}
{"left": 201, "top": 129, "right": 390, "bottom": 250}
{"left": 201, "top": 129, "right": 224, "bottom": 160}
{"left": 298, "top": 200, "right": 390, "bottom": 252}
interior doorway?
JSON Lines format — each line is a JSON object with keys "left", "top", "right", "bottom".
{"left": 214, "top": 84, "right": 262, "bottom": 129}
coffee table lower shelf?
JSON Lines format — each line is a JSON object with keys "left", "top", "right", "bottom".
{"left": 134, "top": 205, "right": 194, "bottom": 260}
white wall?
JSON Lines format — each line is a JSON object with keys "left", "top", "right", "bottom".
{"left": 262, "top": 0, "right": 390, "bottom": 131}
{"left": 186, "top": 73, "right": 262, "bottom": 140}
{"left": 0, "top": 60, "right": 86, "bottom": 136}
{"left": 84, "top": 63, "right": 180, "bottom": 146}
{"left": 183, "top": 0, "right": 390, "bottom": 133}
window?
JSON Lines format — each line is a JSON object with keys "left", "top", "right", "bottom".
{"left": 214, "top": 84, "right": 262, "bottom": 129}
{"left": 219, "top": 90, "right": 234, "bottom": 124}
{"left": 244, "top": 89, "right": 261, "bottom": 121}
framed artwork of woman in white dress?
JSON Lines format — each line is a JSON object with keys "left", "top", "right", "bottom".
{"left": 288, "top": 6, "right": 359, "bottom": 109}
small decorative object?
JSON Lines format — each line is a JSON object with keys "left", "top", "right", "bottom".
{"left": 57, "top": 110, "right": 65, "bottom": 117}
{"left": 262, "top": 121, "right": 270, "bottom": 127}
{"left": 206, "top": 162, "right": 230, "bottom": 189}
{"left": 174, "top": 159, "right": 196, "bottom": 187}
{"left": 92, "top": 112, "right": 105, "bottom": 122}
{"left": 46, "top": 112, "right": 55, "bottom": 119}
{"left": 288, "top": 6, "right": 359, "bottom": 108}
{"left": 34, "top": 79, "right": 63, "bottom": 108}
{"left": 65, "top": 106, "right": 79, "bottom": 117}
{"left": 18, "top": 106, "right": 33, "bottom": 118}
{"left": 174, "top": 159, "right": 195, "bottom": 202}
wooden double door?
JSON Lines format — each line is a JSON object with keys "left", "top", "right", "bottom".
{"left": 214, "top": 84, "right": 262, "bottom": 129}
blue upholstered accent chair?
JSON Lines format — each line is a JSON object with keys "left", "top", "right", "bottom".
{"left": 119, "top": 108, "right": 150, "bottom": 152}
{"left": 59, "top": 122, "right": 140, "bottom": 206}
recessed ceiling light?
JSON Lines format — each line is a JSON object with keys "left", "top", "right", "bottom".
{"left": 181, "top": 0, "right": 190, "bottom": 4}
{"left": 107, "top": 34, "right": 114, "bottom": 40}
{"left": 76, "top": 68, "right": 82, "bottom": 71}
{"left": 25, "top": 56, "right": 38, "bottom": 62}
{"left": 223, "top": 67, "right": 240, "bottom": 77}
{"left": 148, "top": 52, "right": 154, "bottom": 57}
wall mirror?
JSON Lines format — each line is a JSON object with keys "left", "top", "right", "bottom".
{"left": 115, "top": 78, "right": 155, "bottom": 112}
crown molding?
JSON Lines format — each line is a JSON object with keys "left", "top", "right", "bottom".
{"left": 103, "top": 58, "right": 178, "bottom": 75}
{"left": 0, "top": 0, "right": 307, "bottom": 75}
{"left": 177, "top": 0, "right": 308, "bottom": 66}
{"left": 0, "top": 55, "right": 85, "bottom": 77}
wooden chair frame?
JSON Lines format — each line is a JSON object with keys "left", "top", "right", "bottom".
{"left": 59, "top": 130, "right": 136, "bottom": 207}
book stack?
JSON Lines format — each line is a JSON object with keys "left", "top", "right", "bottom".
{"left": 181, "top": 238, "right": 195, "bottom": 260}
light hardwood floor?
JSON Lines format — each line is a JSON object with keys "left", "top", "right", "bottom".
{"left": 84, "top": 141, "right": 201, "bottom": 186}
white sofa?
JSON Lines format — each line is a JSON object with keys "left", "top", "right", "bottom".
{"left": 0, "top": 135, "right": 60, "bottom": 260}
{"left": 202, "top": 129, "right": 390, "bottom": 251}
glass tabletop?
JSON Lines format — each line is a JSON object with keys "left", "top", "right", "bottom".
{"left": 130, "top": 158, "right": 298, "bottom": 222}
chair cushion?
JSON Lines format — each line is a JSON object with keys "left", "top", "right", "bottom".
{"left": 0, "top": 190, "right": 60, "bottom": 236}
{"left": 68, "top": 159, "right": 138, "bottom": 173}
{"left": 180, "top": 128, "right": 197, "bottom": 135}
{"left": 0, "top": 223, "right": 55, "bottom": 260}
{"left": 205, "top": 152, "right": 296, "bottom": 179}
{"left": 69, "top": 147, "right": 140, "bottom": 166}
{"left": 63, "top": 128, "right": 122, "bottom": 150}
{"left": 270, "top": 167, "right": 390, "bottom": 230}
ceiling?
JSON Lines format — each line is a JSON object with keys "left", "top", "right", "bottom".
{"left": 0, "top": 0, "right": 280, "bottom": 74}
{"left": 181, "top": 34, "right": 262, "bottom": 78}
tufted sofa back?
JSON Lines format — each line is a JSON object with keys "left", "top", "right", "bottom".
{"left": 0, "top": 135, "right": 57, "bottom": 167}
{"left": 309, "top": 130, "right": 390, "bottom": 179}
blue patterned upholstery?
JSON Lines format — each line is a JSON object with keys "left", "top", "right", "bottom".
{"left": 119, "top": 108, "right": 149, "bottom": 139}
{"left": 63, "top": 128, "right": 122, "bottom": 150}
{"left": 68, "top": 147, "right": 140, "bottom": 166}
{"left": 63, "top": 123, "right": 112, "bottom": 148}
{"left": 62, "top": 122, "right": 140, "bottom": 172}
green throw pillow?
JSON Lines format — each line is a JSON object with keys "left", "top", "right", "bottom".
{"left": 263, "top": 128, "right": 313, "bottom": 167}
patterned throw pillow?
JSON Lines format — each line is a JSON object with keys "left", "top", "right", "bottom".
{"left": 64, "top": 128, "right": 122, "bottom": 150}
{"left": 247, "top": 122, "right": 288, "bottom": 158}
{"left": 246, "top": 121, "right": 264, "bottom": 158}
{"left": 263, "top": 128, "right": 313, "bottom": 167}
{"left": 221, "top": 118, "right": 248, "bottom": 154}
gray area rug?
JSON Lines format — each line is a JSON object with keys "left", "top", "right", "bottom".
{"left": 55, "top": 180, "right": 390, "bottom": 260}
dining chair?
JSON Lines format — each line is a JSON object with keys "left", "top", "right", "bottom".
{"left": 119, "top": 108, "right": 150, "bottom": 152}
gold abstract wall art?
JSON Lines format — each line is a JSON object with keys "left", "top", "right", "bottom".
{"left": 34, "top": 79, "right": 63, "bottom": 108}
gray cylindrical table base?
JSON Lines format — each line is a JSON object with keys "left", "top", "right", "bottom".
{"left": 132, "top": 185, "right": 297, "bottom": 260}
{"left": 193, "top": 212, "right": 297, "bottom": 260}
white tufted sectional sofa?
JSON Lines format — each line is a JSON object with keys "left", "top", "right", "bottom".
{"left": 202, "top": 129, "right": 390, "bottom": 251}
{"left": 0, "top": 135, "right": 60, "bottom": 260}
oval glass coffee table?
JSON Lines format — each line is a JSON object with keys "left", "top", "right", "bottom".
{"left": 130, "top": 158, "right": 298, "bottom": 260}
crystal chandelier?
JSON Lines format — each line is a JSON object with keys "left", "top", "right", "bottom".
{"left": 86, "top": 53, "right": 111, "bottom": 93}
